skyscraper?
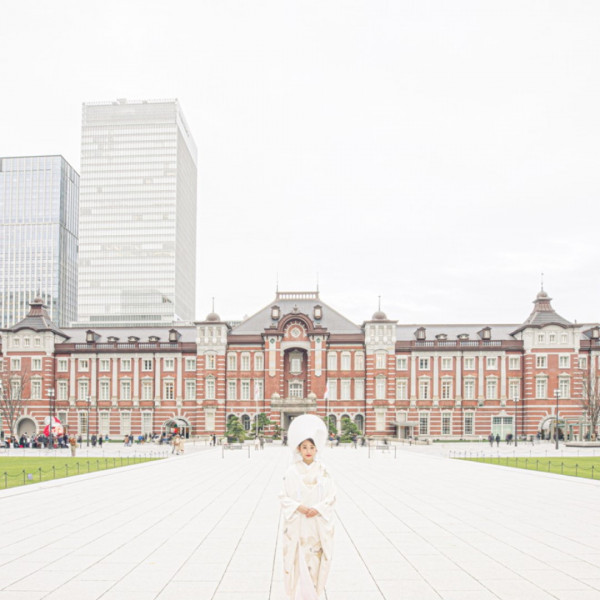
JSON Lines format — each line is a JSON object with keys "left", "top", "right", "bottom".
{"left": 77, "top": 99, "right": 198, "bottom": 326}
{"left": 0, "top": 155, "right": 79, "bottom": 329}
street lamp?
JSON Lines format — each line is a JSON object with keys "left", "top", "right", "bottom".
{"left": 86, "top": 396, "right": 91, "bottom": 447}
{"left": 512, "top": 392, "right": 519, "bottom": 447}
{"left": 554, "top": 388, "right": 560, "bottom": 450}
{"left": 48, "top": 388, "right": 55, "bottom": 450}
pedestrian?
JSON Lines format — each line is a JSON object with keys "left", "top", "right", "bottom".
{"left": 488, "top": 433, "right": 494, "bottom": 447}
{"left": 69, "top": 434, "right": 77, "bottom": 457}
{"left": 495, "top": 433, "right": 500, "bottom": 447}
{"left": 172, "top": 434, "right": 181, "bottom": 455}
{"left": 254, "top": 436, "right": 261, "bottom": 451}
{"left": 98, "top": 435, "right": 103, "bottom": 447}
{"left": 279, "top": 414, "right": 336, "bottom": 600}
{"left": 259, "top": 435, "right": 265, "bottom": 450}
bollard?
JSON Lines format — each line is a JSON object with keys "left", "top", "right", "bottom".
{"left": 66, "top": 464, "right": 69, "bottom": 477}
{"left": 22, "top": 470, "right": 25, "bottom": 485}
{"left": 592, "top": 465, "right": 595, "bottom": 480}
{"left": 561, "top": 463, "right": 564, "bottom": 475}
{"left": 53, "top": 466, "right": 56, "bottom": 479}
{"left": 77, "top": 462, "right": 80, "bottom": 474}
{"left": 39, "top": 467, "right": 42, "bottom": 482}
{"left": 576, "top": 464, "right": 579, "bottom": 477}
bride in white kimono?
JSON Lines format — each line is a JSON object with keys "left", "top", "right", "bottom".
{"left": 279, "top": 415, "right": 336, "bottom": 600}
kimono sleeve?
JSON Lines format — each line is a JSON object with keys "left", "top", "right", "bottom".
{"left": 279, "top": 470, "right": 301, "bottom": 521}
{"left": 312, "top": 467, "right": 336, "bottom": 522}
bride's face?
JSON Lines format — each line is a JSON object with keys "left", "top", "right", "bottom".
{"left": 298, "top": 439, "right": 316, "bottom": 464}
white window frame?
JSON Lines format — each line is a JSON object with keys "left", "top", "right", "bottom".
{"left": 240, "top": 353, "right": 251, "bottom": 371}
{"left": 354, "top": 378, "right": 364, "bottom": 400}
{"left": 464, "top": 378, "right": 475, "bottom": 400}
{"left": 536, "top": 354, "right": 547, "bottom": 369}
{"left": 396, "top": 379, "right": 408, "bottom": 400}
{"left": 164, "top": 358, "right": 175, "bottom": 371}
{"left": 31, "top": 357, "right": 42, "bottom": 371}
{"left": 142, "top": 359, "right": 153, "bottom": 372}
{"left": 57, "top": 358, "right": 68, "bottom": 372}
{"left": 254, "top": 353, "right": 264, "bottom": 371}
{"left": 559, "top": 377, "right": 570, "bottom": 399}
{"left": 99, "top": 379, "right": 110, "bottom": 401}
{"left": 340, "top": 379, "right": 351, "bottom": 400}
{"left": 441, "top": 357, "right": 452, "bottom": 371}
{"left": 228, "top": 380, "right": 237, "bottom": 401}
{"left": 121, "top": 358, "right": 132, "bottom": 372}
{"left": 227, "top": 353, "right": 237, "bottom": 371}
{"left": 419, "top": 412, "right": 430, "bottom": 435}
{"left": 376, "top": 352, "right": 386, "bottom": 369}
{"left": 341, "top": 352, "right": 351, "bottom": 371}
{"left": 185, "top": 358, "right": 196, "bottom": 372}
{"left": 120, "top": 412, "right": 131, "bottom": 435}
{"left": 464, "top": 412, "right": 474, "bottom": 435}
{"left": 419, "top": 357, "right": 430, "bottom": 371}
{"left": 375, "top": 376, "right": 386, "bottom": 400}
{"left": 441, "top": 378, "right": 453, "bottom": 400}
{"left": 120, "top": 379, "right": 131, "bottom": 400}
{"left": 141, "top": 379, "right": 153, "bottom": 401}
{"left": 206, "top": 353, "right": 216, "bottom": 370}
{"left": 559, "top": 355, "right": 570, "bottom": 369}
{"left": 486, "top": 378, "right": 498, "bottom": 400}
{"left": 241, "top": 380, "right": 251, "bottom": 400}
{"left": 57, "top": 380, "right": 68, "bottom": 400}
{"left": 99, "top": 359, "right": 110, "bottom": 372}
{"left": 486, "top": 357, "right": 497, "bottom": 370}
{"left": 355, "top": 352, "right": 365, "bottom": 370}
{"left": 327, "top": 352, "right": 338, "bottom": 371}
{"left": 419, "top": 378, "right": 430, "bottom": 400}
{"left": 79, "top": 359, "right": 89, "bottom": 372}
{"left": 396, "top": 356, "right": 408, "bottom": 370}
{"left": 206, "top": 377, "right": 216, "bottom": 400}
{"left": 31, "top": 379, "right": 42, "bottom": 400}
{"left": 185, "top": 379, "right": 196, "bottom": 400}
{"left": 463, "top": 357, "right": 475, "bottom": 370}
{"left": 508, "top": 356, "right": 520, "bottom": 370}
{"left": 442, "top": 412, "right": 452, "bottom": 435}
{"left": 164, "top": 379, "right": 175, "bottom": 400}
{"left": 536, "top": 377, "right": 547, "bottom": 399}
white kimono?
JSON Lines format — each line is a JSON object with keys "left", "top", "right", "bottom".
{"left": 279, "top": 460, "right": 336, "bottom": 599}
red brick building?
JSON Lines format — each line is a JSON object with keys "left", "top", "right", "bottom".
{"left": 1, "top": 290, "right": 598, "bottom": 441}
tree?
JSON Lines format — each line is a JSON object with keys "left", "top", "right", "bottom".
{"left": 340, "top": 416, "right": 361, "bottom": 442}
{"left": 225, "top": 414, "right": 246, "bottom": 442}
{"left": 324, "top": 415, "right": 337, "bottom": 435}
{"left": 255, "top": 412, "right": 273, "bottom": 436}
{"left": 0, "top": 365, "right": 31, "bottom": 437}
{"left": 579, "top": 369, "right": 600, "bottom": 440}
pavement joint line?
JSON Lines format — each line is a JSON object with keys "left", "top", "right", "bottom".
{"left": 338, "top": 452, "right": 592, "bottom": 599}
{"left": 92, "top": 451, "right": 260, "bottom": 599}
{"left": 207, "top": 453, "right": 282, "bottom": 600}
{"left": 334, "top": 493, "right": 387, "bottom": 599}
{"left": 5, "top": 450, "right": 249, "bottom": 596}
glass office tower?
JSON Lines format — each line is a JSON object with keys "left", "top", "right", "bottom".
{"left": 0, "top": 155, "right": 79, "bottom": 328}
{"left": 77, "top": 99, "right": 198, "bottom": 326}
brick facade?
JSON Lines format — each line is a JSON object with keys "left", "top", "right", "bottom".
{"left": 1, "top": 291, "right": 598, "bottom": 441}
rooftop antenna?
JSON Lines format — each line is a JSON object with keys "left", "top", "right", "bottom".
{"left": 211, "top": 296, "right": 215, "bottom": 312}
{"left": 541, "top": 272, "right": 544, "bottom": 292}
{"left": 378, "top": 295, "right": 381, "bottom": 311}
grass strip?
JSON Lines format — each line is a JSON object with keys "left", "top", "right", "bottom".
{"left": 0, "top": 456, "right": 160, "bottom": 490}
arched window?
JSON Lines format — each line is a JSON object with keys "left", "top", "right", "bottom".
{"left": 328, "top": 414, "right": 337, "bottom": 431}
{"left": 241, "top": 414, "right": 251, "bottom": 431}
{"left": 354, "top": 414, "right": 364, "bottom": 432}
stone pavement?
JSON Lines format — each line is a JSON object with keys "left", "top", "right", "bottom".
{"left": 1, "top": 441, "right": 600, "bottom": 600}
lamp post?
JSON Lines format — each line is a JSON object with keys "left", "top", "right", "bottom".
{"left": 554, "top": 388, "right": 560, "bottom": 450}
{"left": 48, "top": 388, "right": 55, "bottom": 450}
{"left": 86, "top": 396, "right": 91, "bottom": 447}
{"left": 512, "top": 392, "right": 519, "bottom": 447}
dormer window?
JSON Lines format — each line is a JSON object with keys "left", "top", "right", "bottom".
{"left": 591, "top": 326, "right": 600, "bottom": 340}
{"left": 458, "top": 333, "right": 470, "bottom": 340}
{"left": 415, "top": 327, "right": 426, "bottom": 341}
{"left": 107, "top": 336, "right": 119, "bottom": 343}
{"left": 271, "top": 305, "right": 280, "bottom": 320}
{"left": 479, "top": 327, "right": 492, "bottom": 340}
{"left": 314, "top": 305, "right": 323, "bottom": 321}
{"left": 168, "top": 329, "right": 180, "bottom": 343}
{"left": 128, "top": 336, "right": 140, "bottom": 343}
{"left": 435, "top": 333, "right": 447, "bottom": 341}
{"left": 86, "top": 330, "right": 98, "bottom": 344}
{"left": 149, "top": 336, "right": 160, "bottom": 343}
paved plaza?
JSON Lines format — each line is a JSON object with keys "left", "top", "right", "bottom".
{"left": 1, "top": 441, "right": 600, "bottom": 600}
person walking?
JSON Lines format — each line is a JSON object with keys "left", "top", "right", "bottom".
{"left": 68, "top": 434, "right": 77, "bottom": 457}
{"left": 495, "top": 433, "right": 500, "bottom": 447}
{"left": 279, "top": 414, "right": 336, "bottom": 600}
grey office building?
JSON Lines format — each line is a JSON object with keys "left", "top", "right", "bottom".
{"left": 77, "top": 99, "right": 198, "bottom": 326}
{"left": 0, "top": 155, "right": 79, "bottom": 329}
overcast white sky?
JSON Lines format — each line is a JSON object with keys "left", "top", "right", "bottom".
{"left": 1, "top": 1, "right": 599, "bottom": 326}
